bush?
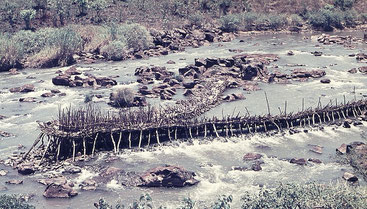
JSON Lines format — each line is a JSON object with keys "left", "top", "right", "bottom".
{"left": 72, "top": 24, "right": 109, "bottom": 53}
{"left": 267, "top": 14, "right": 287, "bottom": 30}
{"left": 289, "top": 14, "right": 303, "bottom": 27}
{"left": 334, "top": 0, "right": 354, "bottom": 11}
{"left": 75, "top": 0, "right": 89, "bottom": 16}
{"left": 90, "top": 0, "right": 108, "bottom": 23}
{"left": 49, "top": 0, "right": 73, "bottom": 26}
{"left": 361, "top": 13, "right": 367, "bottom": 23}
{"left": 0, "top": 34, "right": 24, "bottom": 71}
{"left": 344, "top": 9, "right": 358, "bottom": 27}
{"left": 0, "top": 194, "right": 35, "bottom": 209}
{"left": 113, "top": 24, "right": 152, "bottom": 52}
{"left": 100, "top": 41, "right": 127, "bottom": 61}
{"left": 20, "top": 9, "right": 36, "bottom": 30}
{"left": 220, "top": 14, "right": 241, "bottom": 32}
{"left": 240, "top": 12, "right": 258, "bottom": 30}
{"left": 188, "top": 12, "right": 204, "bottom": 27}
{"left": 241, "top": 183, "right": 367, "bottom": 209}
{"left": 0, "top": 1, "right": 19, "bottom": 26}
{"left": 308, "top": 8, "right": 344, "bottom": 31}
{"left": 110, "top": 88, "right": 135, "bottom": 108}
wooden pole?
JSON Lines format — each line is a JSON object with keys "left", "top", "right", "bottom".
{"left": 156, "top": 129, "right": 161, "bottom": 145}
{"left": 111, "top": 133, "right": 117, "bottom": 154}
{"left": 265, "top": 92, "right": 271, "bottom": 115}
{"left": 72, "top": 139, "right": 76, "bottom": 162}
{"left": 128, "top": 132, "right": 132, "bottom": 149}
{"left": 83, "top": 137, "right": 87, "bottom": 158}
{"left": 138, "top": 130, "right": 143, "bottom": 148}
{"left": 92, "top": 133, "right": 98, "bottom": 157}
{"left": 117, "top": 132, "right": 122, "bottom": 152}
{"left": 40, "top": 136, "right": 52, "bottom": 164}
{"left": 213, "top": 123, "right": 220, "bottom": 137}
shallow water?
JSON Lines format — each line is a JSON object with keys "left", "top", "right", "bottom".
{"left": 0, "top": 31, "right": 367, "bottom": 208}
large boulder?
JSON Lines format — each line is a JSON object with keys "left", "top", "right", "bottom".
{"left": 138, "top": 165, "right": 199, "bottom": 187}
{"left": 17, "top": 164, "right": 35, "bottom": 175}
{"left": 52, "top": 75, "right": 71, "bottom": 86}
{"left": 343, "top": 172, "right": 358, "bottom": 182}
{"left": 95, "top": 77, "right": 117, "bottom": 87}
{"left": 65, "top": 66, "right": 82, "bottom": 75}
{"left": 43, "top": 183, "right": 78, "bottom": 198}
{"left": 290, "top": 158, "right": 307, "bottom": 166}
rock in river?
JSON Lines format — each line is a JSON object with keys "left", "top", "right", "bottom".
{"left": 243, "top": 153, "right": 263, "bottom": 161}
{"left": 138, "top": 165, "right": 199, "bottom": 187}
{"left": 43, "top": 183, "right": 78, "bottom": 198}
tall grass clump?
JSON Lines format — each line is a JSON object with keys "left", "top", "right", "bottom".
{"left": 220, "top": 14, "right": 241, "bottom": 32}
{"left": 110, "top": 88, "right": 135, "bottom": 108}
{"left": 240, "top": 12, "right": 258, "bottom": 30}
{"left": 113, "top": 23, "right": 153, "bottom": 52}
{"left": 267, "top": 14, "right": 287, "bottom": 30}
{"left": 241, "top": 183, "right": 367, "bottom": 209}
{"left": 27, "top": 27, "right": 83, "bottom": 68}
{"left": 0, "top": 34, "right": 24, "bottom": 71}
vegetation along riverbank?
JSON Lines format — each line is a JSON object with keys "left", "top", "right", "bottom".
{"left": 1, "top": 0, "right": 367, "bottom": 72}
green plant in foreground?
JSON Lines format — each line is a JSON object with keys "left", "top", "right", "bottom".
{"left": 0, "top": 194, "right": 35, "bottom": 209}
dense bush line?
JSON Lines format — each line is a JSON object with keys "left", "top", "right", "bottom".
{"left": 0, "top": 23, "right": 152, "bottom": 71}
{"left": 94, "top": 183, "right": 367, "bottom": 209}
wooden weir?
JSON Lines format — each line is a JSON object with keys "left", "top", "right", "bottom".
{"left": 21, "top": 98, "right": 367, "bottom": 163}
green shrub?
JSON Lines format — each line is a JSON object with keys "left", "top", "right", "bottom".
{"left": 344, "top": 9, "right": 358, "bottom": 27}
{"left": 113, "top": 24, "right": 152, "bottom": 52}
{"left": 334, "top": 0, "right": 354, "bottom": 11}
{"left": 20, "top": 9, "right": 36, "bottom": 30}
{"left": 267, "top": 14, "right": 287, "bottom": 30}
{"left": 0, "top": 194, "right": 35, "bottom": 209}
{"left": 100, "top": 41, "right": 127, "bottom": 61}
{"left": 308, "top": 8, "right": 344, "bottom": 31}
{"left": 253, "top": 14, "right": 269, "bottom": 30}
{"left": 75, "top": 0, "right": 89, "bottom": 16}
{"left": 289, "top": 14, "right": 303, "bottom": 27}
{"left": 241, "top": 183, "right": 367, "bottom": 209}
{"left": 110, "top": 88, "right": 135, "bottom": 108}
{"left": 188, "top": 12, "right": 204, "bottom": 27}
{"left": 0, "top": 34, "right": 24, "bottom": 71}
{"left": 90, "top": 0, "right": 108, "bottom": 23}
{"left": 220, "top": 14, "right": 241, "bottom": 32}
{"left": 361, "top": 13, "right": 367, "bottom": 23}
{"left": 50, "top": 0, "right": 73, "bottom": 26}
{"left": 0, "top": 1, "right": 19, "bottom": 26}
{"left": 241, "top": 12, "right": 258, "bottom": 30}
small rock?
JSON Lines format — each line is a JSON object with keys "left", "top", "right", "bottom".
{"left": 348, "top": 68, "right": 357, "bottom": 74}
{"left": 18, "top": 165, "right": 35, "bottom": 175}
{"left": 320, "top": 78, "right": 331, "bottom": 84}
{"left": 343, "top": 172, "right": 358, "bottom": 182}
{"left": 0, "top": 115, "right": 6, "bottom": 120}
{"left": 19, "top": 97, "right": 37, "bottom": 103}
{"left": 65, "top": 66, "right": 81, "bottom": 75}
{"left": 336, "top": 143, "right": 347, "bottom": 154}
{"left": 308, "top": 158, "right": 322, "bottom": 164}
{"left": 290, "top": 158, "right": 307, "bottom": 166}
{"left": 41, "top": 92, "right": 55, "bottom": 98}
{"left": 6, "top": 180, "right": 23, "bottom": 185}
{"left": 311, "top": 51, "right": 323, "bottom": 56}
{"left": 309, "top": 145, "right": 323, "bottom": 154}
{"left": 343, "top": 120, "right": 351, "bottom": 128}
{"left": 0, "top": 170, "right": 8, "bottom": 176}
{"left": 51, "top": 89, "right": 61, "bottom": 94}
{"left": 287, "top": 51, "right": 295, "bottom": 56}
{"left": 0, "top": 131, "right": 13, "bottom": 137}
{"left": 353, "top": 120, "right": 363, "bottom": 126}
{"left": 166, "top": 60, "right": 176, "bottom": 64}
{"left": 243, "top": 153, "right": 262, "bottom": 161}
{"left": 80, "top": 179, "right": 97, "bottom": 191}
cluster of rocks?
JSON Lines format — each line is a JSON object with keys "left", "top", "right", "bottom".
{"left": 337, "top": 141, "right": 367, "bottom": 182}
{"left": 356, "top": 53, "right": 367, "bottom": 62}
{"left": 317, "top": 34, "right": 364, "bottom": 46}
{"left": 52, "top": 66, "right": 117, "bottom": 88}
{"left": 348, "top": 66, "right": 367, "bottom": 74}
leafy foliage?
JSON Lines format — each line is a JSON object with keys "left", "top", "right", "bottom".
{"left": 101, "top": 40, "right": 127, "bottom": 61}
{"left": 220, "top": 14, "right": 241, "bottom": 32}
{"left": 20, "top": 9, "right": 36, "bottom": 29}
{"left": 0, "top": 194, "right": 35, "bottom": 209}
{"left": 0, "top": 33, "right": 24, "bottom": 71}
{"left": 110, "top": 88, "right": 136, "bottom": 108}
{"left": 241, "top": 183, "right": 367, "bottom": 209}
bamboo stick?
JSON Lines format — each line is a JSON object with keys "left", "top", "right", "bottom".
{"left": 83, "top": 137, "right": 87, "bottom": 158}
{"left": 111, "top": 133, "right": 117, "bottom": 154}
{"left": 128, "top": 132, "right": 132, "bottom": 148}
{"left": 117, "top": 132, "right": 122, "bottom": 152}
{"left": 92, "top": 133, "right": 99, "bottom": 157}
{"left": 40, "top": 136, "right": 52, "bottom": 164}
{"left": 72, "top": 139, "right": 76, "bottom": 162}
{"left": 139, "top": 130, "right": 143, "bottom": 148}
{"left": 156, "top": 129, "right": 161, "bottom": 145}
{"left": 213, "top": 124, "right": 220, "bottom": 137}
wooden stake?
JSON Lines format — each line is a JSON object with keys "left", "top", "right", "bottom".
{"left": 204, "top": 124, "right": 207, "bottom": 138}
{"left": 213, "top": 124, "right": 220, "bottom": 137}
{"left": 92, "top": 133, "right": 99, "bottom": 157}
{"left": 40, "top": 136, "right": 52, "bottom": 164}
{"left": 117, "top": 132, "right": 122, "bottom": 152}
{"left": 111, "top": 133, "right": 117, "bottom": 154}
{"left": 128, "top": 132, "right": 132, "bottom": 149}
{"left": 265, "top": 92, "right": 271, "bottom": 115}
{"left": 72, "top": 139, "right": 76, "bottom": 162}
{"left": 139, "top": 130, "right": 143, "bottom": 148}
{"left": 167, "top": 128, "right": 172, "bottom": 141}
{"left": 148, "top": 131, "right": 151, "bottom": 146}
{"left": 83, "top": 137, "right": 87, "bottom": 158}
{"left": 156, "top": 129, "right": 161, "bottom": 145}
{"left": 56, "top": 138, "right": 61, "bottom": 162}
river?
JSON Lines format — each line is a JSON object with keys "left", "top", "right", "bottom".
{"left": 0, "top": 31, "right": 366, "bottom": 208}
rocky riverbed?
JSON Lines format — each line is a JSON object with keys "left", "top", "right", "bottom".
{"left": 1, "top": 31, "right": 367, "bottom": 208}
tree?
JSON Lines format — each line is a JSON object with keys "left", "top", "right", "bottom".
{"left": 20, "top": 9, "right": 36, "bottom": 30}
{"left": 0, "top": 1, "right": 19, "bottom": 27}
{"left": 334, "top": 0, "right": 354, "bottom": 11}
{"left": 75, "top": 0, "right": 90, "bottom": 16}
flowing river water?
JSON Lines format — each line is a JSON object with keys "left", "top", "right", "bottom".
{"left": 1, "top": 31, "right": 367, "bottom": 208}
